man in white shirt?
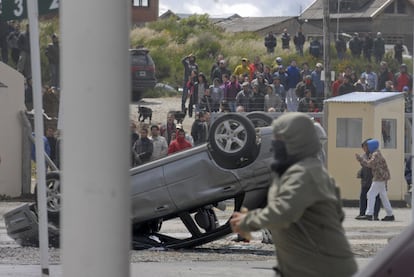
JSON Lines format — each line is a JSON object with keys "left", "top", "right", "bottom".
{"left": 149, "top": 125, "right": 168, "bottom": 161}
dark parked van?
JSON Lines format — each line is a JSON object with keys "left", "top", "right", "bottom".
{"left": 130, "top": 47, "right": 156, "bottom": 101}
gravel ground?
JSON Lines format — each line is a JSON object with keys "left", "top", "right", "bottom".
{"left": 130, "top": 96, "right": 195, "bottom": 133}
{"left": 1, "top": 200, "right": 412, "bottom": 265}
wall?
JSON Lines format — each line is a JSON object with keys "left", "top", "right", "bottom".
{"left": 131, "top": 0, "right": 159, "bottom": 26}
{"left": 372, "top": 99, "right": 405, "bottom": 200}
{"left": 0, "top": 62, "right": 25, "bottom": 197}
{"left": 301, "top": 5, "right": 414, "bottom": 53}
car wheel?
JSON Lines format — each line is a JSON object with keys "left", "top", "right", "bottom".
{"left": 131, "top": 90, "right": 143, "bottom": 103}
{"left": 35, "top": 172, "right": 61, "bottom": 226}
{"left": 246, "top": 111, "right": 273, "bottom": 127}
{"left": 209, "top": 114, "right": 256, "bottom": 168}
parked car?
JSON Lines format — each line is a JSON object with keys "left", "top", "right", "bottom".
{"left": 4, "top": 113, "right": 276, "bottom": 249}
{"left": 130, "top": 47, "right": 157, "bottom": 102}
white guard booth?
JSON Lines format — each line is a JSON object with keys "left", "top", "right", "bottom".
{"left": 324, "top": 92, "right": 406, "bottom": 201}
{"left": 0, "top": 62, "right": 25, "bottom": 197}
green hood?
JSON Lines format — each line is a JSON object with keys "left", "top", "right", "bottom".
{"left": 272, "top": 112, "right": 321, "bottom": 161}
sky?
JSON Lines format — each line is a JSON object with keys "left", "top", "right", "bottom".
{"left": 159, "top": 0, "right": 315, "bottom": 18}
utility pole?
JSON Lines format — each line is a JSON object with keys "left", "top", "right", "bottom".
{"left": 61, "top": 0, "right": 131, "bottom": 276}
{"left": 336, "top": 0, "right": 340, "bottom": 40}
{"left": 323, "top": 0, "right": 331, "bottom": 99}
{"left": 27, "top": 0, "right": 49, "bottom": 275}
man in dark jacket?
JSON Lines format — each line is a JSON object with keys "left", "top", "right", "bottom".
{"left": 0, "top": 19, "right": 9, "bottom": 64}
{"left": 191, "top": 111, "right": 209, "bottom": 146}
{"left": 377, "top": 61, "right": 394, "bottom": 91}
{"left": 45, "top": 34, "right": 60, "bottom": 87}
{"left": 17, "top": 24, "right": 31, "bottom": 78}
{"left": 295, "top": 75, "right": 316, "bottom": 99}
{"left": 349, "top": 32, "right": 363, "bottom": 58}
{"left": 338, "top": 75, "right": 355, "bottom": 95}
{"left": 211, "top": 60, "right": 231, "bottom": 84}
{"left": 335, "top": 36, "right": 347, "bottom": 60}
{"left": 309, "top": 37, "right": 321, "bottom": 58}
{"left": 132, "top": 128, "right": 153, "bottom": 166}
{"left": 373, "top": 32, "right": 385, "bottom": 63}
{"left": 362, "top": 33, "right": 373, "bottom": 62}
{"left": 264, "top": 31, "right": 277, "bottom": 54}
{"left": 293, "top": 29, "right": 305, "bottom": 56}
{"left": 7, "top": 21, "right": 21, "bottom": 67}
{"left": 280, "top": 28, "right": 290, "bottom": 50}
{"left": 181, "top": 54, "right": 199, "bottom": 113}
{"left": 394, "top": 41, "right": 404, "bottom": 64}
{"left": 231, "top": 113, "right": 357, "bottom": 277}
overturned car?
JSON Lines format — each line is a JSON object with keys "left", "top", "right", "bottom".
{"left": 4, "top": 113, "right": 277, "bottom": 249}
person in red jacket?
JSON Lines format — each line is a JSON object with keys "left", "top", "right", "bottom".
{"left": 168, "top": 128, "right": 192, "bottom": 155}
{"left": 394, "top": 64, "right": 412, "bottom": 92}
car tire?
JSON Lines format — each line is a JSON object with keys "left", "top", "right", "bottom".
{"left": 35, "top": 172, "right": 61, "bottom": 226}
{"left": 209, "top": 113, "right": 256, "bottom": 169}
{"left": 132, "top": 90, "right": 143, "bottom": 103}
{"left": 246, "top": 111, "right": 274, "bottom": 127}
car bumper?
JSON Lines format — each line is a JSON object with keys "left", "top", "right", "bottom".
{"left": 3, "top": 203, "right": 59, "bottom": 247}
{"left": 132, "top": 79, "right": 157, "bottom": 91}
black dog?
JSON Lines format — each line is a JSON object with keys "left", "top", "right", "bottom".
{"left": 138, "top": 106, "right": 152, "bottom": 123}
{"left": 169, "top": 109, "right": 186, "bottom": 124}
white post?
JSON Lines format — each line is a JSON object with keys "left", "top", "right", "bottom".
{"left": 61, "top": 0, "right": 131, "bottom": 276}
{"left": 411, "top": 20, "right": 414, "bottom": 223}
{"left": 27, "top": 0, "right": 49, "bottom": 275}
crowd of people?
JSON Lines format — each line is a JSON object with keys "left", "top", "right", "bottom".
{"left": 130, "top": 110, "right": 210, "bottom": 167}
{"left": 180, "top": 53, "right": 412, "bottom": 118}
{"left": 131, "top": 31, "right": 413, "bottom": 167}
{"left": 0, "top": 20, "right": 59, "bottom": 87}
{"left": 1, "top": 19, "right": 60, "bottom": 117}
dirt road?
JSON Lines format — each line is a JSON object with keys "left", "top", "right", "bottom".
{"left": 130, "top": 96, "right": 195, "bottom": 132}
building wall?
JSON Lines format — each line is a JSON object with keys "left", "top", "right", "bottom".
{"left": 372, "top": 100, "right": 405, "bottom": 200}
{"left": 301, "top": 4, "right": 414, "bottom": 52}
{"left": 371, "top": 12, "right": 414, "bottom": 51}
{"left": 257, "top": 19, "right": 301, "bottom": 37}
{"left": 0, "top": 62, "right": 25, "bottom": 197}
{"left": 131, "top": 0, "right": 159, "bottom": 26}
{"left": 326, "top": 97, "right": 405, "bottom": 201}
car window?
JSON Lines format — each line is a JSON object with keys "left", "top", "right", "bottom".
{"left": 131, "top": 55, "right": 148, "bottom": 66}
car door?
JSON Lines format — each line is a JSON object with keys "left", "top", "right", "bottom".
{"left": 164, "top": 148, "right": 241, "bottom": 211}
{"left": 130, "top": 165, "right": 175, "bottom": 223}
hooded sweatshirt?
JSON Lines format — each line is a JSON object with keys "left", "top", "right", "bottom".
{"left": 167, "top": 130, "right": 192, "bottom": 155}
{"left": 358, "top": 139, "right": 390, "bottom": 182}
{"left": 239, "top": 112, "right": 357, "bottom": 277}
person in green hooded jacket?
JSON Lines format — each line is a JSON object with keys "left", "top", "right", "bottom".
{"left": 230, "top": 112, "right": 357, "bottom": 277}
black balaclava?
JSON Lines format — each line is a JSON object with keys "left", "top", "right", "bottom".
{"left": 271, "top": 140, "right": 294, "bottom": 176}
{"left": 271, "top": 113, "right": 321, "bottom": 176}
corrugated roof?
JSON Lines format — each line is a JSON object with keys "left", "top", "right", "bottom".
{"left": 214, "top": 16, "right": 292, "bottom": 33}
{"left": 300, "top": 0, "right": 394, "bottom": 20}
{"left": 324, "top": 92, "right": 404, "bottom": 103}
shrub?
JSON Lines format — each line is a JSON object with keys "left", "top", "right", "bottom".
{"left": 34, "top": 15, "right": 413, "bottom": 93}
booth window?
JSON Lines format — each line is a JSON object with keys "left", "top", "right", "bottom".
{"left": 336, "top": 118, "right": 362, "bottom": 148}
{"left": 382, "top": 119, "right": 397, "bottom": 149}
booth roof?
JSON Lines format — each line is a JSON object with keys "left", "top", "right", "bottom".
{"left": 324, "top": 92, "right": 404, "bottom": 104}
